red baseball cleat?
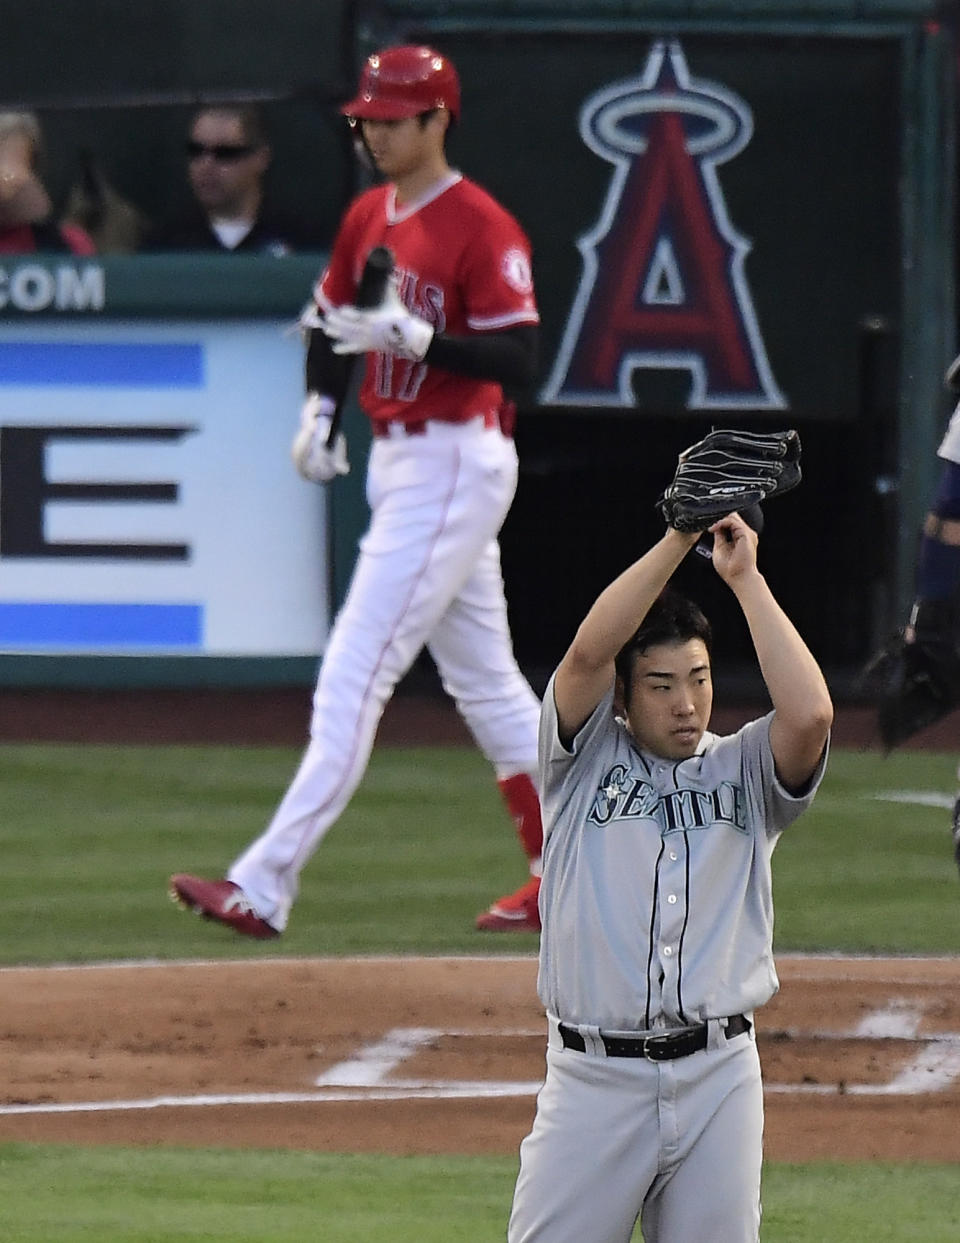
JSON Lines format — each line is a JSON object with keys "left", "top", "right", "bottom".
{"left": 475, "top": 875, "right": 541, "bottom": 933}
{"left": 169, "top": 875, "right": 279, "bottom": 939}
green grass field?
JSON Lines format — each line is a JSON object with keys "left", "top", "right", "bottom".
{"left": 0, "top": 1147, "right": 959, "bottom": 1242}
{"left": 0, "top": 738, "right": 957, "bottom": 1240}
{"left": 0, "top": 741, "right": 958, "bottom": 962}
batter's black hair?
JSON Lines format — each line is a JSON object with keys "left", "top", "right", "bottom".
{"left": 614, "top": 588, "right": 712, "bottom": 707}
{"left": 415, "top": 107, "right": 457, "bottom": 136}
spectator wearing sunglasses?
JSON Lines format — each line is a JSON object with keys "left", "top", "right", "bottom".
{"left": 145, "top": 104, "right": 319, "bottom": 255}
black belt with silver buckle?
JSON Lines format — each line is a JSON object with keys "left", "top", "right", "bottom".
{"left": 558, "top": 1014, "right": 750, "bottom": 1061}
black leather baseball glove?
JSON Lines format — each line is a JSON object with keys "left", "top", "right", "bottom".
{"left": 862, "top": 598, "right": 960, "bottom": 752}
{"left": 656, "top": 429, "right": 802, "bottom": 533}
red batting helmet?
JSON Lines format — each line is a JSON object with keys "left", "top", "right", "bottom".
{"left": 341, "top": 45, "right": 461, "bottom": 122}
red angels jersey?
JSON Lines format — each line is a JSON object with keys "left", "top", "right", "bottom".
{"left": 314, "top": 172, "right": 539, "bottom": 426}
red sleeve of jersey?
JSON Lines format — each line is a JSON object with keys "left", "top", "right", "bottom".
{"left": 313, "top": 222, "right": 356, "bottom": 310}
{"left": 313, "top": 194, "right": 377, "bottom": 309}
{"left": 460, "top": 205, "right": 539, "bottom": 333}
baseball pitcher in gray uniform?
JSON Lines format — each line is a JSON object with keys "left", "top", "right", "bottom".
{"left": 507, "top": 512, "right": 833, "bottom": 1243}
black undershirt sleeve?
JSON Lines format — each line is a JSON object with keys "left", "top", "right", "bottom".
{"left": 424, "top": 323, "right": 539, "bottom": 388}
{"left": 305, "top": 327, "right": 352, "bottom": 401}
{"left": 304, "top": 321, "right": 538, "bottom": 396}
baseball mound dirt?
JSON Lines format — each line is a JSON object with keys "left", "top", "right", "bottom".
{"left": 1, "top": 955, "right": 959, "bottom": 1161}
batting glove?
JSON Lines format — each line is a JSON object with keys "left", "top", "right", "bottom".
{"left": 291, "top": 393, "right": 349, "bottom": 483}
{"left": 284, "top": 299, "right": 323, "bottom": 339}
{"left": 322, "top": 285, "right": 434, "bottom": 361}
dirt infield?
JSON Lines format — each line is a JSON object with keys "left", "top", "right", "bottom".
{"left": 2, "top": 955, "right": 960, "bottom": 1162}
{"left": 0, "top": 685, "right": 955, "bottom": 750}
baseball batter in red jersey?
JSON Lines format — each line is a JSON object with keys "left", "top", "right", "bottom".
{"left": 171, "top": 45, "right": 545, "bottom": 937}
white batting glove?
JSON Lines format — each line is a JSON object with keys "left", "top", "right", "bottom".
{"left": 322, "top": 285, "right": 434, "bottom": 361}
{"left": 291, "top": 393, "right": 349, "bottom": 483}
{"left": 284, "top": 300, "right": 324, "bottom": 339}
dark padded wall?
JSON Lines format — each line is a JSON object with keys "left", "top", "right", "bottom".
{"left": 1, "top": 0, "right": 358, "bottom": 247}
{"left": 418, "top": 27, "right": 904, "bottom": 678}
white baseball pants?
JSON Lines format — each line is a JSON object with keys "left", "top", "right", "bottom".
{"left": 508, "top": 1017, "right": 763, "bottom": 1243}
{"left": 229, "top": 416, "right": 541, "bottom": 929}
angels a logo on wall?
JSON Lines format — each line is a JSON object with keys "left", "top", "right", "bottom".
{"left": 541, "top": 40, "right": 785, "bottom": 410}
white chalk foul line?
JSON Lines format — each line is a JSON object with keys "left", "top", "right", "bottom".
{"left": 855, "top": 1000, "right": 922, "bottom": 1039}
{"left": 766, "top": 998, "right": 960, "bottom": 1096}
{"left": 870, "top": 791, "right": 955, "bottom": 811}
{"left": 765, "top": 1040, "right": 960, "bottom": 1097}
{"left": 316, "top": 1006, "right": 960, "bottom": 1104}
{"left": 314, "top": 1027, "right": 543, "bottom": 1088}
{"left": 0, "top": 1083, "right": 544, "bottom": 1117}
{"left": 3, "top": 998, "right": 960, "bottom": 1119}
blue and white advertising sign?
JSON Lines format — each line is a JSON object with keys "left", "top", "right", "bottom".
{"left": 0, "top": 322, "right": 329, "bottom": 656}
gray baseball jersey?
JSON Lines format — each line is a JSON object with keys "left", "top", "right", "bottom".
{"left": 536, "top": 675, "right": 828, "bottom": 1033}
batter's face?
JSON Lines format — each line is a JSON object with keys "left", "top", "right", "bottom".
{"left": 360, "top": 115, "right": 445, "bottom": 180}
{"left": 623, "top": 638, "right": 713, "bottom": 760}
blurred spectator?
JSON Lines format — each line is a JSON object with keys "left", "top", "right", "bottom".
{"left": 63, "top": 148, "right": 149, "bottom": 254}
{"left": 0, "top": 111, "right": 96, "bottom": 255}
{"left": 144, "top": 104, "right": 320, "bottom": 255}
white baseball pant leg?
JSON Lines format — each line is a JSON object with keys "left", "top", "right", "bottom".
{"left": 508, "top": 1021, "right": 761, "bottom": 1243}
{"left": 427, "top": 539, "right": 541, "bottom": 779}
{"left": 229, "top": 419, "right": 533, "bottom": 929}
